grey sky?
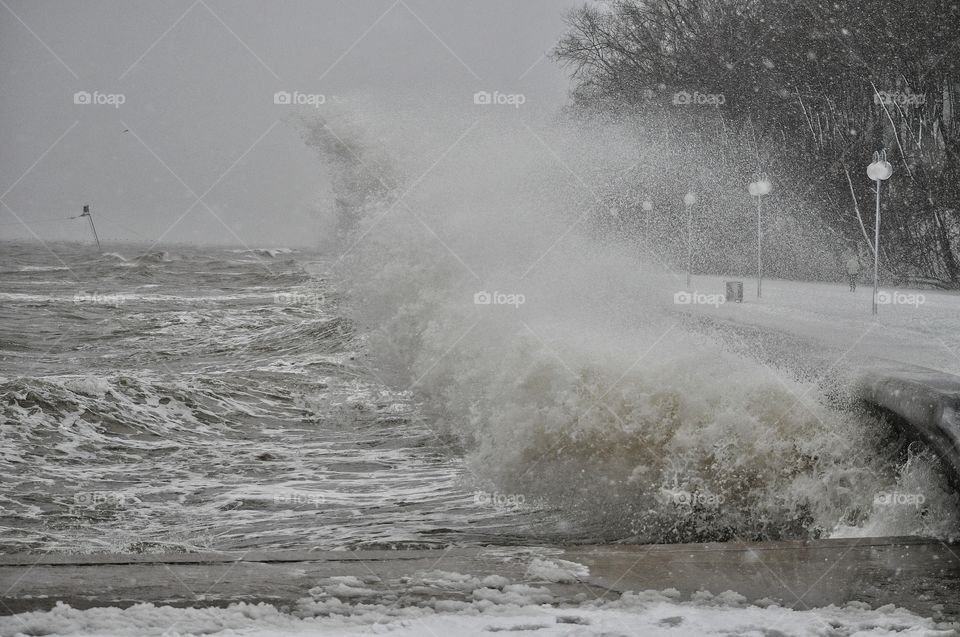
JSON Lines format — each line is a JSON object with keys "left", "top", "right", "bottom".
{"left": 0, "top": 0, "right": 574, "bottom": 247}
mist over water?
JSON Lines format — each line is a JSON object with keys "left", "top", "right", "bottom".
{"left": 304, "top": 105, "right": 959, "bottom": 543}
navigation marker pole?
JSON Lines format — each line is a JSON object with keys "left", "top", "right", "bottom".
{"left": 80, "top": 204, "right": 101, "bottom": 251}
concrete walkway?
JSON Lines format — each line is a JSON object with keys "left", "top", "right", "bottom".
{"left": 2, "top": 537, "right": 959, "bottom": 621}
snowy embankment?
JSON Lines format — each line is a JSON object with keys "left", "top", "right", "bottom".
{"left": 2, "top": 552, "right": 956, "bottom": 636}
{"left": 2, "top": 541, "right": 958, "bottom": 636}
{"left": 2, "top": 593, "right": 951, "bottom": 637}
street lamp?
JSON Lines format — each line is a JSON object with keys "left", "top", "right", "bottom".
{"left": 867, "top": 150, "right": 893, "bottom": 315}
{"left": 683, "top": 192, "right": 697, "bottom": 288}
{"left": 641, "top": 200, "right": 653, "bottom": 246}
{"left": 747, "top": 173, "right": 772, "bottom": 298}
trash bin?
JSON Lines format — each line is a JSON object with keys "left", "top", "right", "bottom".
{"left": 725, "top": 281, "right": 743, "bottom": 303}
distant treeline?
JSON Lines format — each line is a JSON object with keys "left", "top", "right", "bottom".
{"left": 553, "top": 0, "right": 960, "bottom": 287}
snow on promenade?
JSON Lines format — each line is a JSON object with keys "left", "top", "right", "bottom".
{"left": 670, "top": 275, "right": 960, "bottom": 376}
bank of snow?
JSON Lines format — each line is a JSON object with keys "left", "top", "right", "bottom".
{"left": 675, "top": 275, "right": 960, "bottom": 375}
{"left": 2, "top": 587, "right": 953, "bottom": 637}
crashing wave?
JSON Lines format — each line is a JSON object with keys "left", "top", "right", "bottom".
{"left": 302, "top": 108, "right": 959, "bottom": 543}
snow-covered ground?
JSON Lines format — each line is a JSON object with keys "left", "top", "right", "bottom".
{"left": 673, "top": 275, "right": 960, "bottom": 377}
{"left": 2, "top": 581, "right": 954, "bottom": 637}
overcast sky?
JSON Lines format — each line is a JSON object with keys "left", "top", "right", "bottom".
{"left": 0, "top": 0, "right": 575, "bottom": 247}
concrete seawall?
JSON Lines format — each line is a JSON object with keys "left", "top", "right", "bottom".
{"left": 855, "top": 363, "right": 960, "bottom": 485}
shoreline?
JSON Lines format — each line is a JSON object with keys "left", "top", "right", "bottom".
{"left": 2, "top": 537, "right": 958, "bottom": 620}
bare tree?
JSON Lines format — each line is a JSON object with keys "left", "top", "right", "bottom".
{"left": 554, "top": 0, "right": 960, "bottom": 286}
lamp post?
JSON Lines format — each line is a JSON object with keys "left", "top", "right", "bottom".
{"left": 747, "top": 173, "right": 772, "bottom": 298}
{"left": 683, "top": 192, "right": 697, "bottom": 288}
{"left": 641, "top": 200, "right": 653, "bottom": 247}
{"left": 867, "top": 150, "right": 893, "bottom": 315}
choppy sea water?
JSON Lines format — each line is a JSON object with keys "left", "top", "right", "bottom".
{"left": 0, "top": 242, "right": 555, "bottom": 554}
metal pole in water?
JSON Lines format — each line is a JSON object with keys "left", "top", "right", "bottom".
{"left": 81, "top": 204, "right": 101, "bottom": 252}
